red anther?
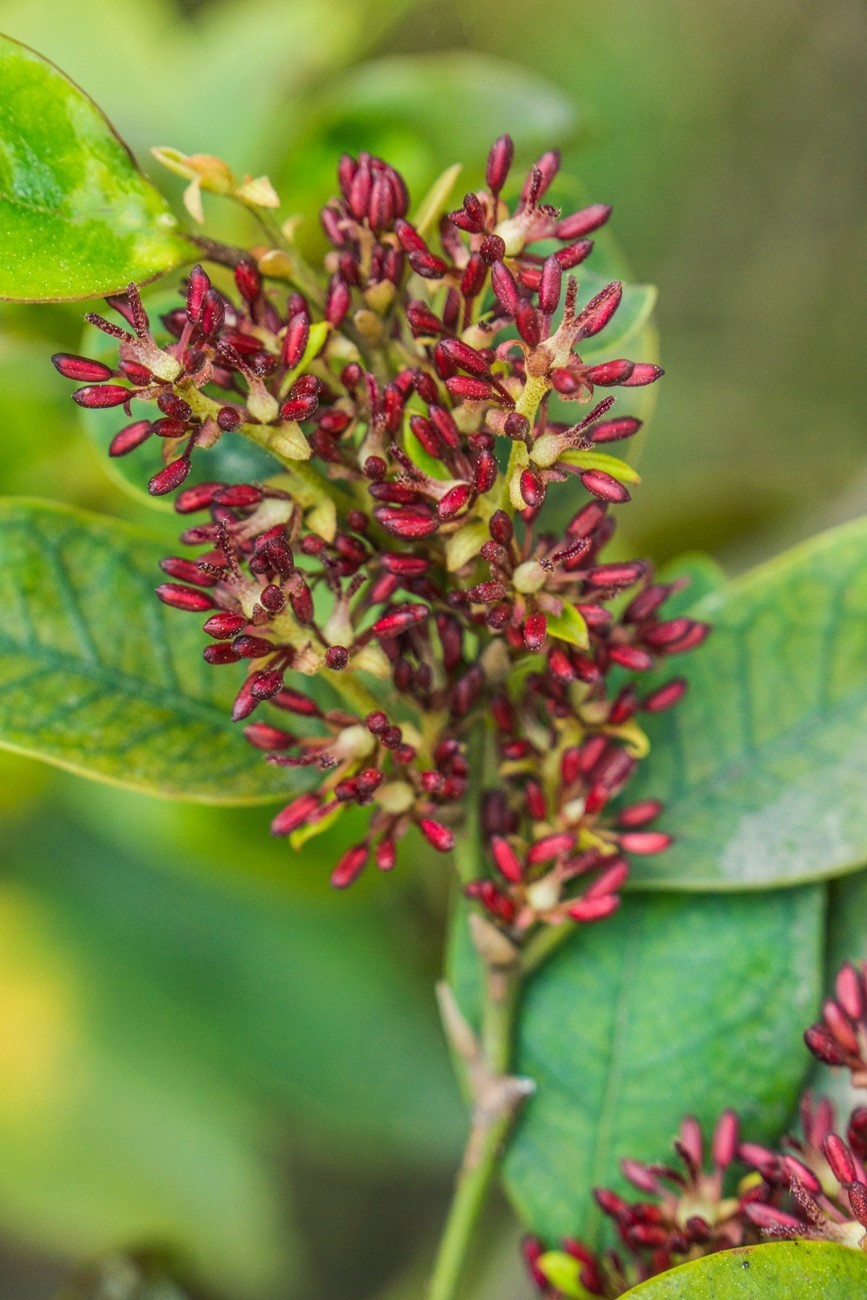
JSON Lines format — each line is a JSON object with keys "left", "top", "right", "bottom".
{"left": 325, "top": 274, "right": 351, "bottom": 326}
{"left": 215, "top": 405, "right": 241, "bottom": 431}
{"left": 272, "top": 793, "right": 320, "bottom": 836}
{"left": 52, "top": 353, "right": 114, "bottom": 382}
{"left": 72, "top": 383, "right": 131, "bottom": 408}
{"left": 109, "top": 420, "right": 152, "bottom": 456}
{"left": 554, "top": 239, "right": 594, "bottom": 269}
{"left": 243, "top": 723, "right": 296, "bottom": 751}
{"left": 203, "top": 643, "right": 240, "bottom": 665}
{"left": 609, "top": 644, "right": 655, "bottom": 671}
{"left": 622, "top": 363, "right": 665, "bottom": 387}
{"left": 538, "top": 255, "right": 562, "bottom": 315}
{"left": 273, "top": 688, "right": 320, "bottom": 717}
{"left": 491, "top": 260, "right": 520, "bottom": 315}
{"left": 375, "top": 838, "right": 397, "bottom": 872}
{"left": 409, "top": 414, "right": 444, "bottom": 457}
{"left": 199, "top": 289, "right": 225, "bottom": 338}
{"left": 568, "top": 895, "right": 621, "bottom": 923}
{"left": 368, "top": 174, "right": 395, "bottom": 232}
{"left": 516, "top": 304, "right": 541, "bottom": 346}
{"left": 491, "top": 836, "right": 524, "bottom": 883}
{"left": 585, "top": 561, "right": 647, "bottom": 588}
{"left": 250, "top": 669, "right": 284, "bottom": 700}
{"left": 804, "top": 1025, "right": 849, "bottom": 1066}
{"left": 489, "top": 510, "right": 514, "bottom": 545}
{"left": 445, "top": 376, "right": 503, "bottom": 403}
{"left": 325, "top": 645, "right": 349, "bottom": 670}
{"left": 555, "top": 203, "right": 612, "bottom": 240}
{"left": 520, "top": 468, "right": 545, "bottom": 508}
{"left": 664, "top": 622, "right": 711, "bottom": 654}
{"left": 160, "top": 556, "right": 214, "bottom": 585}
{"left": 837, "top": 963, "right": 867, "bottom": 1020}
{"left": 429, "top": 404, "right": 461, "bottom": 449}
{"left": 824, "top": 1134, "right": 857, "bottom": 1187}
{"left": 374, "top": 505, "right": 439, "bottom": 538}
{"left": 643, "top": 679, "right": 687, "bottom": 712}
{"left": 590, "top": 416, "right": 642, "bottom": 444}
{"left": 408, "top": 249, "right": 448, "bottom": 279}
{"left": 473, "top": 450, "right": 498, "bottom": 493}
{"left": 549, "top": 648, "right": 575, "bottom": 682}
{"left": 406, "top": 300, "right": 446, "bottom": 336}
{"left": 480, "top": 234, "right": 506, "bottom": 265}
{"left": 149, "top": 457, "right": 191, "bottom": 495}
{"left": 363, "top": 455, "right": 387, "bottom": 480}
{"left": 468, "top": 581, "right": 506, "bottom": 604}
{"left": 575, "top": 281, "right": 623, "bottom": 338}
{"left": 381, "top": 553, "right": 429, "bottom": 577}
{"left": 282, "top": 312, "right": 310, "bottom": 368}
{"left": 521, "top": 149, "right": 559, "bottom": 203}
{"left": 486, "top": 134, "right": 514, "bottom": 196}
{"left": 331, "top": 843, "right": 369, "bottom": 889}
{"left": 213, "top": 484, "right": 264, "bottom": 508}
{"left": 524, "top": 613, "right": 547, "bottom": 650}
{"left": 152, "top": 418, "right": 189, "bottom": 439}
{"left": 155, "top": 582, "right": 216, "bottom": 612}
{"left": 580, "top": 469, "right": 631, "bottom": 503}
{"left": 461, "top": 255, "right": 488, "bottom": 299}
{"left": 203, "top": 611, "right": 248, "bottom": 639}
{"left": 372, "top": 604, "right": 430, "bottom": 637}
{"left": 619, "top": 830, "right": 672, "bottom": 854}
{"left": 438, "top": 337, "right": 492, "bottom": 378}
{"left": 232, "top": 634, "right": 274, "bottom": 659}
{"left": 186, "top": 264, "right": 211, "bottom": 321}
{"left": 438, "top": 483, "right": 473, "bottom": 520}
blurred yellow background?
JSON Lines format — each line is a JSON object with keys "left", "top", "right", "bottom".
{"left": 0, "top": 0, "right": 863, "bottom": 1295}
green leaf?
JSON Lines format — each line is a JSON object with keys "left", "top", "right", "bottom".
{"left": 547, "top": 604, "right": 590, "bottom": 649}
{"left": 557, "top": 449, "right": 641, "bottom": 483}
{"left": 620, "top": 1240, "right": 867, "bottom": 1298}
{"left": 0, "top": 499, "right": 303, "bottom": 802}
{"left": 0, "top": 877, "right": 294, "bottom": 1297}
{"left": 0, "top": 34, "right": 191, "bottom": 302}
{"left": 449, "top": 885, "right": 824, "bottom": 1244}
{"left": 625, "top": 516, "right": 867, "bottom": 890}
{"left": 538, "top": 1251, "right": 595, "bottom": 1298}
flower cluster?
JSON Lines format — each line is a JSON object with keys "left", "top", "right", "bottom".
{"left": 52, "top": 135, "right": 708, "bottom": 911}
{"left": 526, "top": 962, "right": 867, "bottom": 1297}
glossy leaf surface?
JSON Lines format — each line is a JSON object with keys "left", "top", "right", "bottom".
{"left": 450, "top": 885, "right": 824, "bottom": 1244}
{"left": 620, "top": 1240, "right": 867, "bottom": 1298}
{"left": 0, "top": 500, "right": 298, "bottom": 801}
{"left": 626, "top": 517, "right": 867, "bottom": 890}
{"left": 0, "top": 34, "right": 190, "bottom": 301}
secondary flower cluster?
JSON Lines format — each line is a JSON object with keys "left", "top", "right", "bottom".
{"left": 527, "top": 961, "right": 867, "bottom": 1297}
{"left": 53, "top": 136, "right": 708, "bottom": 916}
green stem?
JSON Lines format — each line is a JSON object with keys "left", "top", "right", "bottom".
{"left": 427, "top": 961, "right": 522, "bottom": 1300}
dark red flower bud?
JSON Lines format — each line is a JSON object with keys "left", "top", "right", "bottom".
{"left": 554, "top": 239, "right": 594, "bottom": 269}
{"left": 473, "top": 450, "right": 498, "bottom": 493}
{"left": 580, "top": 469, "right": 631, "bottom": 503}
{"left": 491, "top": 260, "right": 520, "bottom": 315}
{"left": 332, "top": 843, "right": 369, "bottom": 888}
{"left": 72, "top": 383, "right": 131, "bottom": 409}
{"left": 244, "top": 722, "right": 296, "bottom": 751}
{"left": 527, "top": 832, "right": 574, "bottom": 865}
{"left": 524, "top": 613, "right": 547, "bottom": 650}
{"left": 199, "top": 289, "right": 225, "bottom": 339}
{"left": 446, "top": 376, "right": 502, "bottom": 403}
{"left": 406, "top": 300, "right": 446, "bottom": 337}
{"left": 429, "top": 404, "right": 461, "bottom": 449}
{"left": 569, "top": 895, "right": 620, "bottom": 923}
{"left": 539, "top": 255, "right": 562, "bottom": 315}
{"left": 149, "top": 457, "right": 191, "bottom": 496}
{"left": 555, "top": 203, "right": 612, "bottom": 240}
{"left": 486, "top": 134, "right": 514, "bottom": 196}
{"left": 325, "top": 274, "right": 351, "bottom": 326}
{"left": 325, "top": 645, "right": 350, "bottom": 670}
{"left": 250, "top": 669, "right": 285, "bottom": 700}
{"left": 282, "top": 311, "right": 310, "bottom": 369}
{"left": 516, "top": 303, "right": 541, "bottom": 346}
{"left": 232, "top": 634, "right": 274, "bottom": 659}
{"left": 52, "top": 353, "right": 114, "bottom": 382}
{"left": 109, "top": 420, "right": 152, "bottom": 456}
{"left": 374, "top": 505, "right": 439, "bottom": 538}
{"left": 824, "top": 1134, "right": 857, "bottom": 1187}
{"left": 438, "top": 338, "right": 492, "bottom": 378}
{"left": 643, "top": 678, "right": 687, "bottom": 712}
{"left": 372, "top": 603, "right": 430, "bottom": 638}
{"left": 491, "top": 836, "right": 524, "bottom": 883}
{"left": 520, "top": 468, "right": 545, "bottom": 508}
{"left": 521, "top": 150, "right": 559, "bottom": 203}
{"left": 609, "top": 644, "right": 654, "bottom": 671}
{"left": 575, "top": 282, "right": 622, "bottom": 339}
{"left": 438, "top": 482, "right": 473, "bottom": 520}
{"left": 461, "top": 254, "right": 487, "bottom": 299}
{"left": 203, "top": 611, "right": 248, "bottom": 639}
{"left": 489, "top": 510, "right": 513, "bottom": 545}
{"left": 619, "top": 830, "right": 672, "bottom": 854}
{"left": 155, "top": 582, "right": 216, "bottom": 612}
{"left": 203, "top": 643, "right": 240, "bottom": 665}
{"left": 272, "top": 793, "right": 320, "bottom": 836}
{"left": 408, "top": 249, "right": 448, "bottom": 279}
{"left": 585, "top": 561, "right": 647, "bottom": 589}
{"left": 419, "top": 818, "right": 455, "bottom": 853}
{"left": 590, "top": 416, "right": 642, "bottom": 444}
{"left": 480, "top": 233, "right": 506, "bottom": 264}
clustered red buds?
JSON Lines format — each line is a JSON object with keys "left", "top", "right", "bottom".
{"left": 53, "top": 135, "right": 709, "bottom": 910}
{"left": 526, "top": 963, "right": 867, "bottom": 1297}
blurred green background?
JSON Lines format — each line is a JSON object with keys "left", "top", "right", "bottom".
{"left": 0, "top": 0, "right": 863, "bottom": 1295}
